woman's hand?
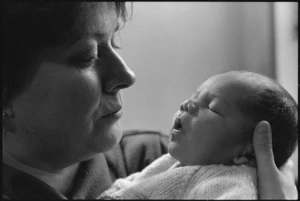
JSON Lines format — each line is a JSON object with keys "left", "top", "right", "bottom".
{"left": 253, "top": 121, "right": 298, "bottom": 199}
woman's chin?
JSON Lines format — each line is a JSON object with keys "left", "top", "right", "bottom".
{"left": 92, "top": 123, "right": 123, "bottom": 152}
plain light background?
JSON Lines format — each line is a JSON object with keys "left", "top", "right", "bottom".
{"left": 273, "top": 2, "right": 298, "bottom": 181}
{"left": 116, "top": 2, "right": 298, "bottom": 176}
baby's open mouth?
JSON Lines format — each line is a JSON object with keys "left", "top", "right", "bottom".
{"left": 173, "top": 117, "right": 183, "bottom": 131}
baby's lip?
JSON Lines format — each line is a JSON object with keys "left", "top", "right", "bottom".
{"left": 172, "top": 117, "right": 184, "bottom": 132}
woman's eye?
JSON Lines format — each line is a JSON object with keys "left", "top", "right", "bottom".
{"left": 79, "top": 57, "right": 95, "bottom": 62}
{"left": 77, "top": 57, "right": 98, "bottom": 68}
{"left": 72, "top": 46, "right": 99, "bottom": 68}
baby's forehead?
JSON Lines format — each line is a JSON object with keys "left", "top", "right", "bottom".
{"left": 197, "top": 73, "right": 254, "bottom": 94}
{"left": 193, "top": 73, "right": 259, "bottom": 108}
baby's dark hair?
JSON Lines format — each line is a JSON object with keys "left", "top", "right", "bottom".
{"left": 231, "top": 71, "right": 298, "bottom": 168}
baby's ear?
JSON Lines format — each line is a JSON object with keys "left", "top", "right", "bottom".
{"left": 233, "top": 144, "right": 256, "bottom": 166}
{"left": 233, "top": 156, "right": 249, "bottom": 165}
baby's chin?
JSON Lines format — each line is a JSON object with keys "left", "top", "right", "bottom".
{"left": 167, "top": 144, "right": 183, "bottom": 162}
{"left": 168, "top": 144, "right": 198, "bottom": 166}
{"left": 168, "top": 148, "right": 196, "bottom": 166}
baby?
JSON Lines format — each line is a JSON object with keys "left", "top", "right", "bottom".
{"left": 99, "top": 70, "right": 298, "bottom": 199}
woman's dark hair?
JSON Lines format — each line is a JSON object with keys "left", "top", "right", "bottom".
{"left": 2, "top": 2, "right": 129, "bottom": 107}
{"left": 235, "top": 71, "right": 298, "bottom": 168}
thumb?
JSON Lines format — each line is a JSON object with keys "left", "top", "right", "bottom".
{"left": 253, "top": 121, "right": 277, "bottom": 172}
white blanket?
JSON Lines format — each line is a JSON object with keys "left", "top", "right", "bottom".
{"left": 99, "top": 153, "right": 257, "bottom": 199}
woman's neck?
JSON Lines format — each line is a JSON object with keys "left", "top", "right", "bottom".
{"left": 3, "top": 150, "right": 79, "bottom": 195}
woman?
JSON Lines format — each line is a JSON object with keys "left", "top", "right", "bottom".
{"left": 2, "top": 2, "right": 297, "bottom": 199}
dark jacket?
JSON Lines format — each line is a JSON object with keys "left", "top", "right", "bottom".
{"left": 2, "top": 130, "right": 169, "bottom": 199}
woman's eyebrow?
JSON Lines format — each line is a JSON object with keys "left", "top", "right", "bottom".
{"left": 91, "top": 24, "right": 121, "bottom": 40}
{"left": 81, "top": 22, "right": 120, "bottom": 40}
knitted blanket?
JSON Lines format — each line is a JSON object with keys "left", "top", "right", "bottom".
{"left": 99, "top": 153, "right": 258, "bottom": 199}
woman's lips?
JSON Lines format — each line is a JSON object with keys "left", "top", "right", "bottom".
{"left": 102, "top": 109, "right": 123, "bottom": 119}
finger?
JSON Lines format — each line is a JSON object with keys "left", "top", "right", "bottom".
{"left": 253, "top": 121, "right": 276, "bottom": 171}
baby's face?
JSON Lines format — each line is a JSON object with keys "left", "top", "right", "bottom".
{"left": 168, "top": 73, "right": 254, "bottom": 166}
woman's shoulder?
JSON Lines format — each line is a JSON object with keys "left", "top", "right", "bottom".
{"left": 2, "top": 163, "right": 67, "bottom": 199}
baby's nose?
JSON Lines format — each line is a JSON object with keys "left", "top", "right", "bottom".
{"left": 180, "top": 100, "right": 189, "bottom": 112}
{"left": 180, "top": 100, "right": 198, "bottom": 114}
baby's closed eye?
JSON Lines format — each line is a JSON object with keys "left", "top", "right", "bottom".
{"left": 207, "top": 102, "right": 223, "bottom": 116}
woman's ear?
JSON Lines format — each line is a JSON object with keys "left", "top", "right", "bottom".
{"left": 3, "top": 107, "right": 17, "bottom": 133}
{"left": 233, "top": 143, "right": 256, "bottom": 166}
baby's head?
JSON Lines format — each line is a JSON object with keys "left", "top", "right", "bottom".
{"left": 168, "top": 71, "right": 298, "bottom": 168}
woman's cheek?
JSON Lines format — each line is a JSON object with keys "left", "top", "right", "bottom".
{"left": 57, "top": 69, "right": 101, "bottom": 121}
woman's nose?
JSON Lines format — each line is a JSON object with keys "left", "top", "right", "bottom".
{"left": 102, "top": 50, "right": 136, "bottom": 93}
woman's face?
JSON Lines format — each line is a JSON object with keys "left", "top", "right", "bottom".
{"left": 168, "top": 73, "right": 252, "bottom": 166}
{"left": 7, "top": 3, "right": 136, "bottom": 169}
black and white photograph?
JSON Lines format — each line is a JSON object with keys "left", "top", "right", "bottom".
{"left": 2, "top": 2, "right": 298, "bottom": 199}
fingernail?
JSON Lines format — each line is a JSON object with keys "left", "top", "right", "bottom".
{"left": 257, "top": 121, "right": 269, "bottom": 133}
